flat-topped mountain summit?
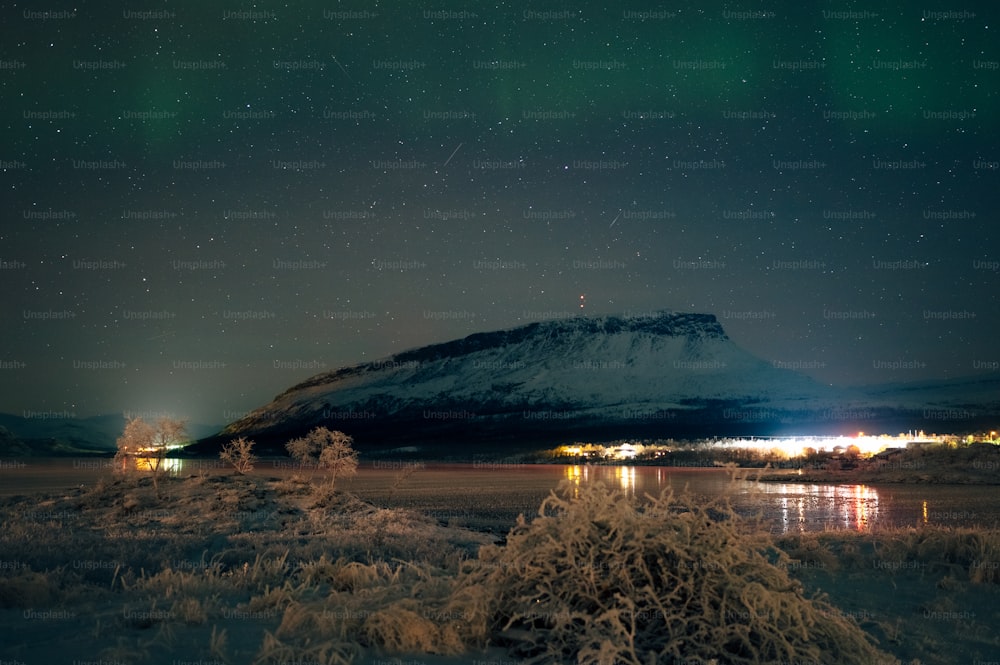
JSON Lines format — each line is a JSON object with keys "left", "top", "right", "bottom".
{"left": 206, "top": 311, "right": 873, "bottom": 451}
{"left": 192, "top": 310, "right": 1000, "bottom": 453}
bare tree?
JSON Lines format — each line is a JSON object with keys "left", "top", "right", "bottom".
{"left": 114, "top": 416, "right": 188, "bottom": 494}
{"left": 219, "top": 436, "right": 257, "bottom": 474}
{"left": 114, "top": 417, "right": 154, "bottom": 472}
{"left": 285, "top": 426, "right": 358, "bottom": 489}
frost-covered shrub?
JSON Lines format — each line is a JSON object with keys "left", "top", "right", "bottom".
{"left": 219, "top": 436, "right": 257, "bottom": 474}
{"left": 285, "top": 427, "right": 358, "bottom": 489}
{"left": 450, "top": 481, "right": 897, "bottom": 665}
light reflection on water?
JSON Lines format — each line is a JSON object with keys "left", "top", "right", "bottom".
{"left": 132, "top": 457, "right": 184, "bottom": 474}
{"left": 557, "top": 464, "right": 995, "bottom": 534}
{"left": 565, "top": 465, "right": 638, "bottom": 497}
{"left": 563, "top": 464, "right": 885, "bottom": 532}
{"left": 754, "top": 481, "right": 880, "bottom": 533}
{"left": 562, "top": 463, "right": 735, "bottom": 498}
{"left": 616, "top": 466, "right": 635, "bottom": 494}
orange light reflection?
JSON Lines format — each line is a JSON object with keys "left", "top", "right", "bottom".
{"left": 134, "top": 457, "right": 183, "bottom": 474}
{"left": 616, "top": 466, "right": 636, "bottom": 495}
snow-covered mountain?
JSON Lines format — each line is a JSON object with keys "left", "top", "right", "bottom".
{"left": 200, "top": 310, "right": 1000, "bottom": 452}
{"left": 203, "top": 311, "right": 913, "bottom": 450}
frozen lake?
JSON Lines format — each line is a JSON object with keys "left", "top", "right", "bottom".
{"left": 0, "top": 457, "right": 996, "bottom": 533}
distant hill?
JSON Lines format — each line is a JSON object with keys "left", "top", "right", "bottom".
{"left": 0, "top": 413, "right": 221, "bottom": 456}
{"left": 192, "top": 311, "right": 1000, "bottom": 455}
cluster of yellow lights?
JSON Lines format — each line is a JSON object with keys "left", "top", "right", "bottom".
{"left": 716, "top": 434, "right": 893, "bottom": 459}
{"left": 557, "top": 431, "right": 986, "bottom": 462}
{"left": 136, "top": 442, "right": 186, "bottom": 454}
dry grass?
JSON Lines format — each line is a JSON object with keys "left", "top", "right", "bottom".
{"left": 776, "top": 525, "right": 1000, "bottom": 585}
{"left": 0, "top": 470, "right": 491, "bottom": 662}
{"left": 7, "top": 464, "right": 997, "bottom": 663}
{"left": 254, "top": 627, "right": 360, "bottom": 665}
{"left": 0, "top": 568, "right": 60, "bottom": 608}
{"left": 774, "top": 524, "right": 1000, "bottom": 665}
{"left": 362, "top": 604, "right": 465, "bottom": 655}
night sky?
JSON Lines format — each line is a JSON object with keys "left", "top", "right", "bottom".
{"left": 1, "top": 3, "right": 997, "bottom": 426}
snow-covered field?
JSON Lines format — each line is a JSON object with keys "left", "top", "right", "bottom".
{"left": 0, "top": 466, "right": 997, "bottom": 663}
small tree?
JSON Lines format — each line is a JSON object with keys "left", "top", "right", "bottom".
{"left": 114, "top": 417, "right": 155, "bottom": 472}
{"left": 114, "top": 416, "right": 188, "bottom": 494}
{"left": 219, "top": 437, "right": 257, "bottom": 474}
{"left": 285, "top": 426, "right": 358, "bottom": 489}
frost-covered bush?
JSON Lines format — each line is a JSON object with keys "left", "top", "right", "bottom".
{"left": 219, "top": 436, "right": 257, "bottom": 474}
{"left": 286, "top": 427, "right": 358, "bottom": 489}
{"left": 449, "top": 481, "right": 897, "bottom": 665}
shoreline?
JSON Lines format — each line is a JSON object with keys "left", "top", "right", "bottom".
{"left": 4, "top": 451, "right": 1000, "bottom": 485}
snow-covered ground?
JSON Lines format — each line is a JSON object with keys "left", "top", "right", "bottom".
{"left": 1, "top": 466, "right": 997, "bottom": 663}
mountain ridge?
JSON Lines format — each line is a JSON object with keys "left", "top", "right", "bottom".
{"left": 205, "top": 311, "right": 904, "bottom": 451}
